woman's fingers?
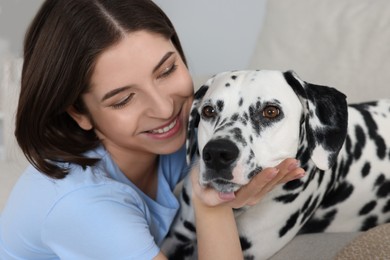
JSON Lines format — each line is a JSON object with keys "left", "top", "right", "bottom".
{"left": 228, "top": 167, "right": 279, "bottom": 208}
{"left": 231, "top": 159, "right": 305, "bottom": 207}
{"left": 190, "top": 158, "right": 306, "bottom": 209}
{"left": 274, "top": 158, "right": 305, "bottom": 183}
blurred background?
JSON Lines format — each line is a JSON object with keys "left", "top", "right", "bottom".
{"left": 0, "top": 0, "right": 267, "bottom": 81}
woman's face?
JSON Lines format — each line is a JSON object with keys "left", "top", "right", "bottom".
{"left": 73, "top": 31, "right": 193, "bottom": 158}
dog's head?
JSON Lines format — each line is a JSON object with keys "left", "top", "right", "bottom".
{"left": 187, "top": 70, "right": 348, "bottom": 193}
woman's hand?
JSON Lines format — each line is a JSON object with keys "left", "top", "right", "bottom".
{"left": 190, "top": 158, "right": 305, "bottom": 260}
{"left": 191, "top": 158, "right": 305, "bottom": 209}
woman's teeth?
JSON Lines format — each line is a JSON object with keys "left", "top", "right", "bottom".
{"left": 151, "top": 119, "right": 177, "bottom": 134}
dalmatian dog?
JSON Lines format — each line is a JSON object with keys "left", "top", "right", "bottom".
{"left": 161, "top": 70, "right": 390, "bottom": 259}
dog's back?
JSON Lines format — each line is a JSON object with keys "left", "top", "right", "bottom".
{"left": 302, "top": 100, "right": 390, "bottom": 233}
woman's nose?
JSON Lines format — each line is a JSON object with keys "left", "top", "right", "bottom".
{"left": 146, "top": 89, "right": 174, "bottom": 119}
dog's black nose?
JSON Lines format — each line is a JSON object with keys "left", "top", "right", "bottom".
{"left": 202, "top": 139, "right": 239, "bottom": 171}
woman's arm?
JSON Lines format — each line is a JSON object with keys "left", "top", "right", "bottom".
{"left": 193, "top": 195, "right": 243, "bottom": 260}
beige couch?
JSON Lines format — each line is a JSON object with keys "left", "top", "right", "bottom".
{"left": 1, "top": 0, "right": 390, "bottom": 258}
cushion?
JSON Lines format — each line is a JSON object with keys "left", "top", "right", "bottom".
{"left": 249, "top": 0, "right": 390, "bottom": 103}
{"left": 335, "top": 223, "right": 390, "bottom": 259}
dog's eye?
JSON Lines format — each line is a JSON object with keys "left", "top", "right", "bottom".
{"left": 202, "top": 105, "right": 217, "bottom": 118}
{"left": 262, "top": 105, "right": 280, "bottom": 119}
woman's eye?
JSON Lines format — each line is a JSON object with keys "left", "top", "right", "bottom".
{"left": 262, "top": 105, "right": 280, "bottom": 119}
{"left": 111, "top": 94, "right": 134, "bottom": 109}
{"left": 201, "top": 105, "right": 217, "bottom": 118}
{"left": 158, "top": 63, "right": 178, "bottom": 79}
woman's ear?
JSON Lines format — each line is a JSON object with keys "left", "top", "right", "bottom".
{"left": 67, "top": 105, "right": 93, "bottom": 131}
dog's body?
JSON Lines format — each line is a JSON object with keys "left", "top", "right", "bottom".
{"left": 161, "top": 70, "right": 390, "bottom": 259}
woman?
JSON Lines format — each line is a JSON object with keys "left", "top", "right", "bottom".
{"left": 0, "top": 0, "right": 305, "bottom": 259}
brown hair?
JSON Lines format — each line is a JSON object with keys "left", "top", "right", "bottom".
{"left": 15, "top": 0, "right": 187, "bottom": 179}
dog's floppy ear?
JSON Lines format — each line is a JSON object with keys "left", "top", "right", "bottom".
{"left": 186, "top": 84, "right": 209, "bottom": 164}
{"left": 284, "top": 70, "right": 348, "bottom": 170}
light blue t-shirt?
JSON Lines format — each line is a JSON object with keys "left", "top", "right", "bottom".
{"left": 0, "top": 145, "right": 189, "bottom": 260}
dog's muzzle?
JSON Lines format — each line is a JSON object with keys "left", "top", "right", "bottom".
{"left": 201, "top": 139, "right": 241, "bottom": 192}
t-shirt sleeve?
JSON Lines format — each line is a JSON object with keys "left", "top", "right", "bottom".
{"left": 41, "top": 184, "right": 160, "bottom": 260}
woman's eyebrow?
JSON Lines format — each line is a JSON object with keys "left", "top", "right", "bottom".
{"left": 101, "top": 86, "right": 130, "bottom": 102}
{"left": 153, "top": 51, "right": 175, "bottom": 73}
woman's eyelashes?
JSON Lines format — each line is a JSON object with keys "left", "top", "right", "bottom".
{"left": 157, "top": 63, "right": 178, "bottom": 79}
{"left": 111, "top": 93, "right": 134, "bottom": 109}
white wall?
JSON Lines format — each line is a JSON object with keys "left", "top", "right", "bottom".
{"left": 154, "top": 0, "right": 267, "bottom": 78}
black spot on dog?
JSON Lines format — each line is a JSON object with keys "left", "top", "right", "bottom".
{"left": 249, "top": 101, "right": 262, "bottom": 136}
{"left": 353, "top": 125, "right": 366, "bottom": 160}
{"left": 284, "top": 71, "right": 306, "bottom": 98}
{"left": 359, "top": 201, "right": 377, "bottom": 215}
{"left": 283, "top": 179, "right": 304, "bottom": 191}
{"left": 181, "top": 186, "right": 190, "bottom": 206}
{"left": 239, "top": 98, "right": 243, "bottom": 106}
{"left": 174, "top": 231, "right": 191, "bottom": 243}
{"left": 376, "top": 179, "right": 390, "bottom": 198}
{"left": 344, "top": 135, "right": 352, "bottom": 155}
{"left": 231, "top": 113, "right": 239, "bottom": 121}
{"left": 300, "top": 196, "right": 319, "bottom": 226}
{"left": 375, "top": 174, "right": 385, "bottom": 187}
{"left": 217, "top": 100, "right": 225, "bottom": 112}
{"left": 225, "top": 83, "right": 231, "bottom": 87}
{"left": 230, "top": 127, "right": 247, "bottom": 146}
{"left": 239, "top": 115, "right": 248, "bottom": 126}
{"left": 300, "top": 209, "right": 337, "bottom": 233}
{"left": 195, "top": 84, "right": 209, "bottom": 97}
{"left": 248, "top": 167, "right": 261, "bottom": 179}
{"left": 300, "top": 195, "right": 313, "bottom": 215}
{"left": 243, "top": 112, "right": 249, "bottom": 121}
{"left": 169, "top": 242, "right": 195, "bottom": 260}
{"left": 302, "top": 168, "right": 317, "bottom": 191}
{"left": 239, "top": 236, "right": 252, "bottom": 251}
{"left": 361, "top": 162, "right": 371, "bottom": 178}
{"left": 183, "top": 220, "right": 196, "bottom": 233}
{"left": 352, "top": 103, "right": 387, "bottom": 159}
{"left": 383, "top": 200, "right": 390, "bottom": 213}
{"left": 279, "top": 211, "right": 300, "bottom": 237}
{"left": 320, "top": 182, "right": 354, "bottom": 209}
{"left": 317, "top": 170, "right": 325, "bottom": 187}
{"left": 231, "top": 75, "right": 237, "bottom": 80}
{"left": 361, "top": 215, "right": 378, "bottom": 231}
{"left": 247, "top": 150, "right": 255, "bottom": 162}
{"left": 274, "top": 193, "right": 299, "bottom": 203}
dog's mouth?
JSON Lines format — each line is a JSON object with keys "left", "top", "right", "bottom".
{"left": 206, "top": 178, "right": 242, "bottom": 193}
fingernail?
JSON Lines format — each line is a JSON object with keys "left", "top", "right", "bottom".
{"left": 294, "top": 170, "right": 305, "bottom": 179}
{"left": 288, "top": 160, "right": 300, "bottom": 170}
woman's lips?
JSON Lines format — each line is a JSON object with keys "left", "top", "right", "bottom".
{"left": 145, "top": 114, "right": 182, "bottom": 139}
{"left": 149, "top": 118, "right": 178, "bottom": 134}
